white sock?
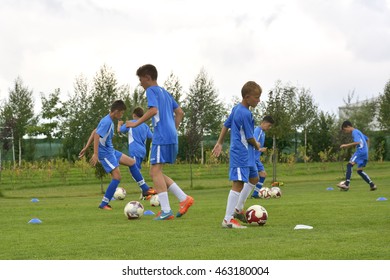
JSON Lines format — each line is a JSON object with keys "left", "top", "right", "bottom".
{"left": 158, "top": 192, "right": 171, "bottom": 212}
{"left": 224, "top": 190, "right": 240, "bottom": 222}
{"left": 235, "top": 182, "right": 255, "bottom": 211}
{"left": 168, "top": 182, "right": 187, "bottom": 202}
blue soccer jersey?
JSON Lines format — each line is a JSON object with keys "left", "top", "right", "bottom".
{"left": 224, "top": 103, "right": 256, "bottom": 168}
{"left": 96, "top": 114, "right": 115, "bottom": 157}
{"left": 254, "top": 126, "right": 265, "bottom": 161}
{"left": 146, "top": 86, "right": 178, "bottom": 145}
{"left": 352, "top": 128, "right": 368, "bottom": 158}
{"left": 120, "top": 120, "right": 153, "bottom": 159}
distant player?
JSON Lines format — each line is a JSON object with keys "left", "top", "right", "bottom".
{"left": 338, "top": 120, "right": 377, "bottom": 191}
{"left": 126, "top": 64, "right": 194, "bottom": 220}
{"left": 251, "top": 115, "right": 274, "bottom": 198}
{"left": 212, "top": 81, "right": 262, "bottom": 229}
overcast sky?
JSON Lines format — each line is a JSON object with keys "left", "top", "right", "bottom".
{"left": 1, "top": 0, "right": 390, "bottom": 115}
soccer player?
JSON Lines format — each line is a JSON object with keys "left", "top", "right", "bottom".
{"left": 251, "top": 115, "right": 274, "bottom": 198}
{"left": 212, "top": 81, "right": 262, "bottom": 229}
{"left": 79, "top": 101, "right": 156, "bottom": 209}
{"left": 126, "top": 64, "right": 194, "bottom": 220}
{"left": 338, "top": 120, "right": 377, "bottom": 191}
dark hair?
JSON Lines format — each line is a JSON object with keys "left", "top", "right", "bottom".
{"left": 241, "top": 81, "right": 262, "bottom": 98}
{"left": 110, "top": 100, "right": 126, "bottom": 112}
{"left": 262, "top": 115, "right": 275, "bottom": 124}
{"left": 133, "top": 107, "right": 144, "bottom": 118}
{"left": 341, "top": 120, "right": 353, "bottom": 129}
{"left": 136, "top": 64, "right": 158, "bottom": 80}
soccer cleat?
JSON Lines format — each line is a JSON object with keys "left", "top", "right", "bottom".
{"left": 337, "top": 182, "right": 349, "bottom": 191}
{"left": 234, "top": 209, "right": 248, "bottom": 223}
{"left": 154, "top": 210, "right": 174, "bottom": 220}
{"left": 222, "top": 218, "right": 247, "bottom": 229}
{"left": 370, "top": 185, "right": 377, "bottom": 191}
{"left": 98, "top": 204, "right": 112, "bottom": 210}
{"left": 140, "top": 188, "right": 157, "bottom": 200}
{"left": 176, "top": 195, "right": 194, "bottom": 217}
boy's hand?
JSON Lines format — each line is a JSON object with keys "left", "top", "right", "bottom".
{"left": 89, "top": 154, "right": 98, "bottom": 166}
{"left": 79, "top": 147, "right": 87, "bottom": 158}
{"left": 212, "top": 143, "right": 223, "bottom": 157}
{"left": 340, "top": 144, "right": 347, "bottom": 149}
{"left": 260, "top": 147, "right": 267, "bottom": 152}
{"left": 117, "top": 120, "right": 124, "bottom": 133}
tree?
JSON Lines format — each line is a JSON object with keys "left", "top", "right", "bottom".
{"left": 378, "top": 79, "right": 390, "bottom": 131}
{"left": 182, "top": 68, "right": 225, "bottom": 163}
{"left": 164, "top": 72, "right": 183, "bottom": 103}
{"left": 2, "top": 77, "right": 35, "bottom": 166}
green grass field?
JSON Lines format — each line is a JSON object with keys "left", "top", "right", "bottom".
{"left": 0, "top": 162, "right": 389, "bottom": 260}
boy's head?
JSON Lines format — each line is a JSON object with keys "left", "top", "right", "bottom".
{"left": 241, "top": 81, "right": 262, "bottom": 107}
{"left": 136, "top": 64, "right": 158, "bottom": 89}
{"left": 341, "top": 120, "right": 354, "bottom": 133}
{"left": 132, "top": 107, "right": 144, "bottom": 118}
{"left": 110, "top": 100, "right": 126, "bottom": 119}
{"left": 260, "top": 115, "right": 274, "bottom": 131}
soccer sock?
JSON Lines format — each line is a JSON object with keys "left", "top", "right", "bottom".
{"left": 345, "top": 163, "right": 353, "bottom": 186}
{"left": 99, "top": 179, "right": 120, "bottom": 207}
{"left": 357, "top": 170, "right": 373, "bottom": 185}
{"left": 253, "top": 177, "right": 265, "bottom": 196}
{"left": 128, "top": 165, "right": 150, "bottom": 193}
{"left": 168, "top": 182, "right": 187, "bottom": 202}
{"left": 236, "top": 182, "right": 256, "bottom": 211}
{"left": 224, "top": 190, "right": 240, "bottom": 222}
{"left": 158, "top": 191, "right": 171, "bottom": 213}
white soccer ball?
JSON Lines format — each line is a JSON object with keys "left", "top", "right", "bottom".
{"left": 150, "top": 194, "right": 160, "bottom": 207}
{"left": 245, "top": 205, "right": 268, "bottom": 226}
{"left": 270, "top": 187, "right": 282, "bottom": 198}
{"left": 258, "top": 187, "right": 271, "bottom": 199}
{"left": 113, "top": 187, "right": 127, "bottom": 200}
{"left": 124, "top": 201, "right": 144, "bottom": 219}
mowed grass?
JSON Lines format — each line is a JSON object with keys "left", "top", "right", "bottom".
{"left": 0, "top": 162, "right": 389, "bottom": 260}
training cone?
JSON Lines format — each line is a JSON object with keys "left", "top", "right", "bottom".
{"left": 294, "top": 224, "right": 313, "bottom": 230}
{"left": 326, "top": 187, "right": 334, "bottom": 191}
{"left": 28, "top": 218, "right": 42, "bottom": 224}
{"left": 31, "top": 198, "right": 39, "bottom": 202}
{"left": 376, "top": 197, "right": 388, "bottom": 201}
{"left": 143, "top": 210, "right": 155, "bottom": 216}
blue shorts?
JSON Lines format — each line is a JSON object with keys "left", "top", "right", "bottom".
{"left": 150, "top": 144, "right": 177, "bottom": 164}
{"left": 99, "top": 150, "right": 122, "bottom": 173}
{"left": 255, "top": 161, "right": 265, "bottom": 172}
{"left": 350, "top": 153, "right": 368, "bottom": 168}
{"left": 229, "top": 166, "right": 258, "bottom": 182}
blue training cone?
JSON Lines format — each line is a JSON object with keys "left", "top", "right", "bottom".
{"left": 326, "top": 187, "right": 334, "bottom": 191}
{"left": 31, "top": 198, "right": 39, "bottom": 202}
{"left": 28, "top": 218, "right": 42, "bottom": 224}
{"left": 144, "top": 210, "right": 155, "bottom": 216}
{"left": 376, "top": 197, "right": 388, "bottom": 201}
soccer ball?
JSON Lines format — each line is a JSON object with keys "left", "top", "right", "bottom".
{"left": 258, "top": 187, "right": 271, "bottom": 199}
{"left": 113, "top": 187, "right": 127, "bottom": 200}
{"left": 124, "top": 201, "right": 144, "bottom": 219}
{"left": 245, "top": 205, "right": 268, "bottom": 226}
{"left": 150, "top": 194, "right": 160, "bottom": 207}
{"left": 270, "top": 187, "right": 282, "bottom": 198}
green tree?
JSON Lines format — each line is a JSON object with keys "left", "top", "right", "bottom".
{"left": 164, "top": 72, "right": 183, "bottom": 103}
{"left": 378, "top": 79, "right": 390, "bottom": 131}
{"left": 182, "top": 68, "right": 225, "bottom": 163}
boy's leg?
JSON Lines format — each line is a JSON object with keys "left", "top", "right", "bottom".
{"left": 222, "top": 181, "right": 246, "bottom": 229}
{"left": 252, "top": 169, "right": 266, "bottom": 198}
{"left": 99, "top": 168, "right": 121, "bottom": 209}
{"left": 150, "top": 164, "right": 174, "bottom": 220}
{"left": 338, "top": 162, "right": 353, "bottom": 190}
{"left": 165, "top": 175, "right": 194, "bottom": 217}
{"left": 357, "top": 168, "right": 377, "bottom": 190}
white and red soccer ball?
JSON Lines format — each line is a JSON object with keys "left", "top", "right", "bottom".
{"left": 124, "top": 201, "right": 144, "bottom": 219}
{"left": 149, "top": 194, "right": 160, "bottom": 207}
{"left": 245, "top": 205, "right": 268, "bottom": 226}
{"left": 270, "top": 187, "right": 282, "bottom": 198}
{"left": 258, "top": 187, "right": 271, "bottom": 199}
{"left": 113, "top": 187, "right": 127, "bottom": 200}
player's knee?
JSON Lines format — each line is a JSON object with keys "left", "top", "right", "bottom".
{"left": 357, "top": 169, "right": 363, "bottom": 175}
{"left": 347, "top": 163, "right": 353, "bottom": 169}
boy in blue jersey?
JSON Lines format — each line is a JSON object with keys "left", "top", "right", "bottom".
{"left": 126, "top": 64, "right": 194, "bottom": 220}
{"left": 118, "top": 107, "right": 153, "bottom": 170}
{"left": 338, "top": 120, "right": 377, "bottom": 191}
{"left": 212, "top": 81, "right": 262, "bottom": 229}
{"left": 251, "top": 115, "right": 274, "bottom": 198}
{"left": 79, "top": 100, "right": 156, "bottom": 209}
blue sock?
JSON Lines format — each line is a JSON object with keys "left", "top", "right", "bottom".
{"left": 345, "top": 163, "right": 353, "bottom": 186}
{"left": 99, "top": 179, "right": 120, "bottom": 208}
{"left": 357, "top": 170, "right": 373, "bottom": 185}
{"left": 252, "top": 177, "right": 266, "bottom": 196}
{"left": 129, "top": 165, "right": 150, "bottom": 193}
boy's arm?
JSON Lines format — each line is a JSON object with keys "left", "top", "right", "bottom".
{"left": 212, "top": 126, "right": 229, "bottom": 157}
{"left": 89, "top": 131, "right": 100, "bottom": 166}
{"left": 126, "top": 107, "right": 157, "bottom": 128}
{"left": 117, "top": 120, "right": 124, "bottom": 133}
{"left": 79, "top": 128, "right": 96, "bottom": 158}
{"left": 174, "top": 107, "right": 184, "bottom": 129}
{"left": 247, "top": 137, "right": 261, "bottom": 151}
{"left": 340, "top": 142, "right": 359, "bottom": 149}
